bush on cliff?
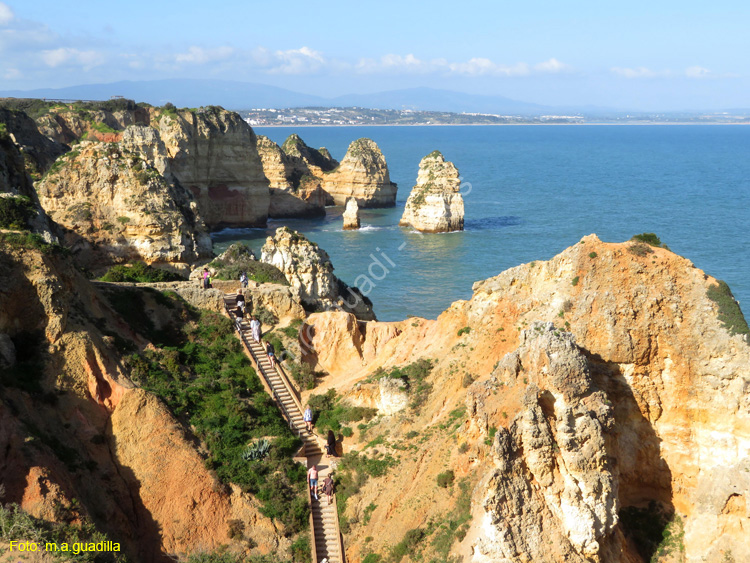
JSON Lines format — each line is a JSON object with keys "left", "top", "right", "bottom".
{"left": 0, "top": 195, "right": 36, "bottom": 230}
{"left": 707, "top": 280, "right": 750, "bottom": 341}
{"left": 209, "top": 245, "right": 288, "bottom": 285}
{"left": 99, "top": 261, "right": 184, "bottom": 283}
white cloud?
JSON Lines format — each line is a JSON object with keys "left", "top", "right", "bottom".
{"left": 611, "top": 66, "right": 667, "bottom": 78}
{"left": 41, "top": 47, "right": 105, "bottom": 70}
{"left": 267, "top": 46, "right": 326, "bottom": 75}
{"left": 685, "top": 66, "right": 711, "bottom": 78}
{"left": 534, "top": 58, "right": 570, "bottom": 73}
{"left": 175, "top": 46, "right": 235, "bottom": 65}
{"left": 0, "top": 3, "right": 13, "bottom": 25}
{"left": 354, "top": 54, "right": 564, "bottom": 77}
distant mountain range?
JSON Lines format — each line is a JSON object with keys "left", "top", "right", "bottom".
{"left": 0, "top": 79, "right": 565, "bottom": 115}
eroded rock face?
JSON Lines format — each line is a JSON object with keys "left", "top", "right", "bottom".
{"left": 36, "top": 141, "right": 212, "bottom": 272}
{"left": 399, "top": 151, "right": 464, "bottom": 233}
{"left": 342, "top": 198, "right": 361, "bottom": 230}
{"left": 256, "top": 135, "right": 327, "bottom": 218}
{"left": 473, "top": 323, "right": 622, "bottom": 562}
{"left": 261, "top": 227, "right": 376, "bottom": 320}
{"left": 0, "top": 245, "right": 284, "bottom": 561}
{"left": 322, "top": 138, "right": 397, "bottom": 207}
{"left": 157, "top": 107, "right": 270, "bottom": 229}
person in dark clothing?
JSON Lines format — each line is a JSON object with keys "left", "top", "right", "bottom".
{"left": 326, "top": 429, "right": 337, "bottom": 457}
{"left": 234, "top": 306, "right": 244, "bottom": 331}
{"left": 323, "top": 474, "right": 334, "bottom": 505}
{"left": 236, "top": 290, "right": 246, "bottom": 312}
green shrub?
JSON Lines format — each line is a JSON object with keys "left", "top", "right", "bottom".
{"left": 0, "top": 503, "right": 127, "bottom": 562}
{"left": 362, "top": 503, "right": 377, "bottom": 525}
{"left": 0, "top": 231, "right": 66, "bottom": 255}
{"left": 362, "top": 554, "right": 382, "bottom": 563}
{"left": 0, "top": 195, "right": 36, "bottom": 230}
{"left": 619, "top": 502, "right": 684, "bottom": 562}
{"left": 288, "top": 360, "right": 316, "bottom": 390}
{"left": 707, "top": 280, "right": 750, "bottom": 340}
{"left": 210, "top": 248, "right": 288, "bottom": 285}
{"left": 628, "top": 242, "right": 654, "bottom": 257}
{"left": 436, "top": 470, "right": 455, "bottom": 488}
{"left": 290, "top": 535, "right": 312, "bottom": 563}
{"left": 369, "top": 358, "right": 434, "bottom": 413}
{"left": 307, "top": 389, "right": 377, "bottom": 434}
{"left": 281, "top": 319, "right": 304, "bottom": 339}
{"left": 589, "top": 251, "right": 597, "bottom": 258}
{"left": 255, "top": 306, "right": 278, "bottom": 326}
{"left": 485, "top": 426, "right": 497, "bottom": 446}
{"left": 391, "top": 528, "right": 425, "bottom": 563}
{"left": 457, "top": 326, "right": 471, "bottom": 337}
{"left": 99, "top": 261, "right": 184, "bottom": 283}
{"left": 571, "top": 276, "right": 579, "bottom": 286}
{"left": 631, "top": 233, "right": 662, "bottom": 247}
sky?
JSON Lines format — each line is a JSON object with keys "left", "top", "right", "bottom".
{"left": 1, "top": 0, "right": 749, "bottom": 111}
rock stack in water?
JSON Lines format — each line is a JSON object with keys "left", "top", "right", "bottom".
{"left": 399, "top": 151, "right": 464, "bottom": 233}
{"left": 342, "top": 198, "right": 361, "bottom": 230}
{"left": 322, "top": 138, "right": 397, "bottom": 207}
{"left": 260, "top": 227, "right": 375, "bottom": 320}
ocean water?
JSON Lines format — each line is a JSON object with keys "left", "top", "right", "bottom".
{"left": 214, "top": 125, "right": 750, "bottom": 322}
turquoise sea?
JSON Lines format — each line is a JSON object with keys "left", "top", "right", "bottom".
{"left": 214, "top": 125, "right": 750, "bottom": 322}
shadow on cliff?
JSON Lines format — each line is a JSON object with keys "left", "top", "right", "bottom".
{"left": 586, "top": 353, "right": 676, "bottom": 562}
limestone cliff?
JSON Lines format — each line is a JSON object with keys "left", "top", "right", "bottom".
{"left": 256, "top": 135, "right": 327, "bottom": 218}
{"left": 0, "top": 108, "right": 67, "bottom": 178}
{"left": 322, "top": 138, "right": 397, "bottom": 207}
{"left": 260, "top": 226, "right": 375, "bottom": 320}
{"left": 399, "top": 150, "right": 464, "bottom": 233}
{"left": 0, "top": 117, "right": 58, "bottom": 241}
{"left": 35, "top": 141, "right": 211, "bottom": 272}
{"left": 342, "top": 197, "right": 361, "bottom": 230}
{"left": 299, "top": 235, "right": 749, "bottom": 563}
{"left": 156, "top": 107, "right": 270, "bottom": 229}
{"left": 0, "top": 242, "right": 284, "bottom": 562}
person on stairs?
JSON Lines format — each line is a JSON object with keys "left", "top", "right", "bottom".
{"left": 307, "top": 464, "right": 319, "bottom": 500}
{"left": 265, "top": 340, "right": 276, "bottom": 368}
{"left": 250, "top": 316, "right": 261, "bottom": 343}
{"left": 236, "top": 290, "right": 246, "bottom": 313}
{"left": 323, "top": 473, "right": 334, "bottom": 505}
{"left": 303, "top": 405, "right": 313, "bottom": 434}
{"left": 326, "top": 429, "right": 337, "bottom": 458}
{"left": 234, "top": 306, "right": 244, "bottom": 332}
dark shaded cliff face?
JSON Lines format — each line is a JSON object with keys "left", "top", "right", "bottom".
{"left": 0, "top": 108, "right": 67, "bottom": 179}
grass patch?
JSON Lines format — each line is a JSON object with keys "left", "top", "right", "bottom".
{"left": 99, "top": 261, "right": 184, "bottom": 283}
{"left": 0, "top": 231, "right": 68, "bottom": 255}
{"left": 280, "top": 319, "right": 303, "bottom": 339}
{"left": 307, "top": 389, "right": 377, "bottom": 434}
{"left": 369, "top": 358, "right": 434, "bottom": 413}
{"left": 209, "top": 245, "right": 288, "bottom": 285}
{"left": 125, "top": 309, "right": 307, "bottom": 533}
{"left": 0, "top": 503, "right": 126, "bottom": 562}
{"left": 707, "top": 280, "right": 750, "bottom": 340}
{"left": 436, "top": 470, "right": 455, "bottom": 488}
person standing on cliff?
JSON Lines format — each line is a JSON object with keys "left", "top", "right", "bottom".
{"left": 326, "top": 429, "right": 337, "bottom": 457}
{"left": 307, "top": 464, "right": 319, "bottom": 500}
{"left": 202, "top": 267, "right": 210, "bottom": 289}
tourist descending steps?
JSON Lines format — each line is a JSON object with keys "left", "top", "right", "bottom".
{"left": 323, "top": 474, "right": 334, "bottom": 505}
{"left": 223, "top": 292, "right": 346, "bottom": 563}
{"left": 308, "top": 464, "right": 319, "bottom": 500}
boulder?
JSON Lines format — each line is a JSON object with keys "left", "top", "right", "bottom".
{"left": 342, "top": 198, "right": 361, "bottom": 230}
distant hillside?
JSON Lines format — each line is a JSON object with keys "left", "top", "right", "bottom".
{"left": 333, "top": 87, "right": 552, "bottom": 115}
{"left": 1, "top": 79, "right": 556, "bottom": 115}
{"left": 0, "top": 79, "right": 327, "bottom": 110}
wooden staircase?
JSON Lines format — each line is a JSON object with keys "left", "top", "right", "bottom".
{"left": 223, "top": 294, "right": 345, "bottom": 563}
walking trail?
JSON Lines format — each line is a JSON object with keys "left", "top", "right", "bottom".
{"left": 223, "top": 293, "right": 345, "bottom": 563}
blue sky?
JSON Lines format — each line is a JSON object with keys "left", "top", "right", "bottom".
{"left": 1, "top": 0, "right": 749, "bottom": 110}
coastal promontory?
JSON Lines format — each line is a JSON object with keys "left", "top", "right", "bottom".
{"left": 399, "top": 150, "right": 464, "bottom": 233}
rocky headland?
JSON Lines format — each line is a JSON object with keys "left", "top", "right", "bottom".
{"left": 260, "top": 226, "right": 375, "bottom": 320}
{"left": 399, "top": 150, "right": 465, "bottom": 233}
